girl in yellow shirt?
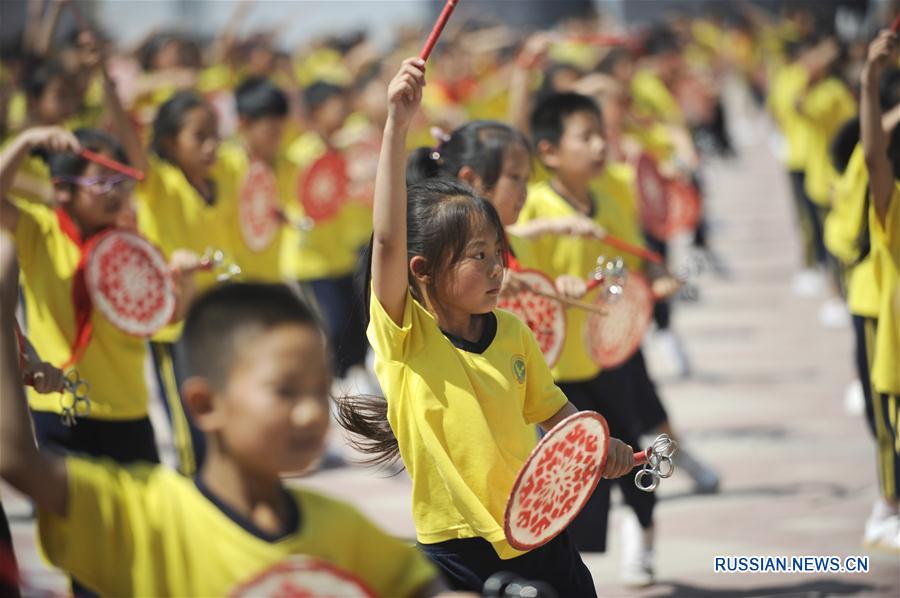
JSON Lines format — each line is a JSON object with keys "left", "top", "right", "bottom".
{"left": 339, "top": 58, "right": 636, "bottom": 595}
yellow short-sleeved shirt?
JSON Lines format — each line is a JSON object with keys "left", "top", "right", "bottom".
{"left": 630, "top": 70, "right": 685, "bottom": 126}
{"left": 281, "top": 132, "right": 359, "bottom": 281}
{"left": 768, "top": 63, "right": 811, "bottom": 170}
{"left": 38, "top": 458, "right": 436, "bottom": 597}
{"left": 870, "top": 183, "right": 900, "bottom": 395}
{"left": 217, "top": 141, "right": 291, "bottom": 282}
{"left": 800, "top": 77, "right": 857, "bottom": 206}
{"left": 368, "top": 291, "right": 567, "bottom": 559}
{"left": 507, "top": 232, "right": 540, "bottom": 271}
{"left": 136, "top": 154, "right": 242, "bottom": 341}
{"left": 824, "top": 144, "right": 879, "bottom": 317}
{"left": 13, "top": 202, "right": 149, "bottom": 419}
{"left": 517, "top": 179, "right": 645, "bottom": 382}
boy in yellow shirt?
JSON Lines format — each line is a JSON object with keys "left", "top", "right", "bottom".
{"left": 0, "top": 246, "right": 445, "bottom": 596}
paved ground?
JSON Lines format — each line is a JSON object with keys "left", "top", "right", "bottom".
{"left": 3, "top": 99, "right": 899, "bottom": 597}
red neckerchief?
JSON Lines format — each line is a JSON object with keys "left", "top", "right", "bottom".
{"left": 55, "top": 208, "right": 101, "bottom": 368}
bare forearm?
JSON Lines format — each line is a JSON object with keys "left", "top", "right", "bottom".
{"left": 0, "top": 135, "right": 33, "bottom": 201}
{"left": 860, "top": 66, "right": 892, "bottom": 223}
{"left": 538, "top": 401, "right": 579, "bottom": 433}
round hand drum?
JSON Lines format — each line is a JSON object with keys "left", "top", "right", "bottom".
{"left": 497, "top": 269, "right": 566, "bottom": 368}
{"left": 239, "top": 161, "right": 281, "bottom": 252}
{"left": 298, "top": 150, "right": 349, "bottom": 223}
{"left": 230, "top": 556, "right": 375, "bottom": 598}
{"left": 636, "top": 153, "right": 670, "bottom": 241}
{"left": 84, "top": 229, "right": 176, "bottom": 337}
{"left": 585, "top": 271, "right": 654, "bottom": 369}
{"left": 665, "top": 178, "right": 701, "bottom": 237}
{"left": 504, "top": 411, "right": 652, "bottom": 551}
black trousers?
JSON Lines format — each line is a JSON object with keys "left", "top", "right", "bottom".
{"left": 559, "top": 367, "right": 656, "bottom": 552}
{"left": 419, "top": 532, "right": 596, "bottom": 597}
{"left": 31, "top": 411, "right": 159, "bottom": 464}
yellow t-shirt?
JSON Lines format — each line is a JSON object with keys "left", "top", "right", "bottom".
{"left": 767, "top": 63, "right": 811, "bottom": 171}
{"left": 824, "top": 144, "right": 879, "bottom": 317}
{"left": 800, "top": 77, "right": 857, "bottom": 206}
{"left": 507, "top": 232, "right": 539, "bottom": 270}
{"left": 39, "top": 458, "right": 436, "bottom": 597}
{"left": 281, "top": 132, "right": 359, "bottom": 281}
{"left": 870, "top": 183, "right": 900, "bottom": 395}
{"left": 630, "top": 69, "right": 685, "bottom": 126}
{"left": 368, "top": 291, "right": 567, "bottom": 559}
{"left": 517, "top": 179, "right": 645, "bottom": 382}
{"left": 13, "top": 202, "right": 149, "bottom": 419}
{"left": 217, "top": 141, "right": 291, "bottom": 282}
{"left": 0, "top": 135, "right": 52, "bottom": 204}
{"left": 136, "top": 154, "right": 242, "bottom": 342}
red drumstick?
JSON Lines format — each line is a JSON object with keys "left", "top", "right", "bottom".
{"left": 602, "top": 234, "right": 663, "bottom": 264}
{"left": 891, "top": 14, "right": 900, "bottom": 33}
{"left": 79, "top": 149, "right": 145, "bottom": 181}
{"left": 420, "top": 0, "right": 460, "bottom": 62}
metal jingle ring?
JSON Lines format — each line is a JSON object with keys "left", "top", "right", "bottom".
{"left": 634, "top": 467, "right": 659, "bottom": 492}
{"left": 655, "top": 455, "right": 675, "bottom": 478}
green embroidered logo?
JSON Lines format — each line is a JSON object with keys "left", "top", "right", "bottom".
{"left": 511, "top": 355, "right": 526, "bottom": 384}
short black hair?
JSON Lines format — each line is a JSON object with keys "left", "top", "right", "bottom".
{"left": 530, "top": 92, "right": 602, "bottom": 147}
{"left": 303, "top": 80, "right": 346, "bottom": 113}
{"left": 235, "top": 77, "right": 289, "bottom": 120}
{"left": 46, "top": 128, "right": 128, "bottom": 180}
{"left": 182, "top": 282, "right": 320, "bottom": 390}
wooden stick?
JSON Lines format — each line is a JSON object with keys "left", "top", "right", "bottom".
{"left": 526, "top": 286, "right": 608, "bottom": 315}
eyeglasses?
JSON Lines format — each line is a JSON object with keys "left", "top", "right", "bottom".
{"left": 52, "top": 174, "right": 136, "bottom": 196}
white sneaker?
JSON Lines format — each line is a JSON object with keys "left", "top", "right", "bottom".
{"left": 620, "top": 511, "right": 655, "bottom": 587}
{"left": 818, "top": 298, "right": 851, "bottom": 329}
{"left": 843, "top": 379, "right": 865, "bottom": 416}
{"left": 792, "top": 268, "right": 826, "bottom": 298}
{"left": 650, "top": 329, "right": 691, "bottom": 379}
{"left": 864, "top": 515, "right": 900, "bottom": 553}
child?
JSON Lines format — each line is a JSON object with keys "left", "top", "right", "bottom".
{"left": 858, "top": 27, "right": 900, "bottom": 552}
{"left": 0, "top": 242, "right": 445, "bottom": 595}
{"left": 282, "top": 80, "right": 369, "bottom": 383}
{"left": 219, "top": 76, "right": 292, "bottom": 282}
{"left": 338, "top": 57, "right": 635, "bottom": 595}
{"left": 127, "top": 90, "right": 244, "bottom": 474}
{"left": 0, "top": 126, "right": 161, "bottom": 464}
{"left": 518, "top": 91, "right": 668, "bottom": 585}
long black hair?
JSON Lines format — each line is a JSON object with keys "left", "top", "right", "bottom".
{"left": 406, "top": 120, "right": 531, "bottom": 193}
{"left": 338, "top": 178, "right": 508, "bottom": 467}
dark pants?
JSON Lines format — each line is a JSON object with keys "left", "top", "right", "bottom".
{"left": 645, "top": 234, "right": 671, "bottom": 331}
{"left": 627, "top": 349, "right": 669, "bottom": 433}
{"left": 309, "top": 274, "right": 368, "bottom": 378}
{"left": 31, "top": 411, "right": 159, "bottom": 464}
{"left": 419, "top": 532, "right": 596, "bottom": 597}
{"left": 860, "top": 318, "right": 900, "bottom": 502}
{"left": 559, "top": 369, "right": 657, "bottom": 552}
{"left": 853, "top": 315, "right": 876, "bottom": 438}
{"left": 788, "top": 170, "right": 826, "bottom": 267}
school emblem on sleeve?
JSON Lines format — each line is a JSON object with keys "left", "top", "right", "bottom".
{"left": 511, "top": 355, "right": 527, "bottom": 384}
{"left": 230, "top": 556, "right": 375, "bottom": 597}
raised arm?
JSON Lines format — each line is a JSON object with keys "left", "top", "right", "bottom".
{"left": 860, "top": 29, "right": 898, "bottom": 225}
{"left": 0, "top": 233, "right": 69, "bottom": 516}
{"left": 0, "top": 126, "right": 80, "bottom": 232}
{"left": 371, "top": 58, "right": 426, "bottom": 325}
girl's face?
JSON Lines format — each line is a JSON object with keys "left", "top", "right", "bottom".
{"left": 33, "top": 76, "right": 79, "bottom": 125}
{"left": 482, "top": 142, "right": 531, "bottom": 226}
{"left": 170, "top": 106, "right": 219, "bottom": 179}
{"left": 57, "top": 158, "right": 135, "bottom": 235}
{"left": 432, "top": 218, "right": 505, "bottom": 316}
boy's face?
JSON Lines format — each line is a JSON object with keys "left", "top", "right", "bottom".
{"left": 543, "top": 110, "right": 607, "bottom": 181}
{"left": 240, "top": 116, "right": 286, "bottom": 165}
{"left": 313, "top": 95, "right": 350, "bottom": 138}
{"left": 217, "top": 323, "right": 332, "bottom": 477}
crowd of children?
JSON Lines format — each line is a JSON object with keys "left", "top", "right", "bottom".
{"left": 0, "top": 0, "right": 897, "bottom": 595}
